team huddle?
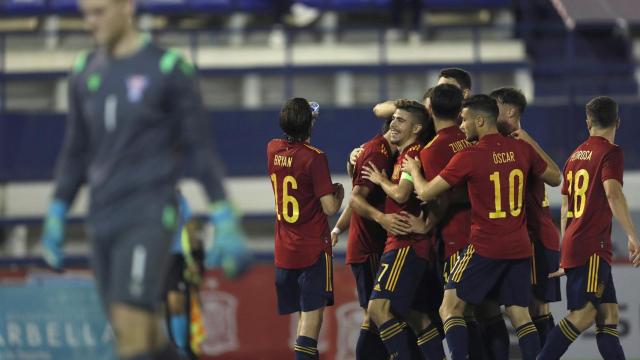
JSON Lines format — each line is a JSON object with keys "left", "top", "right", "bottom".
{"left": 267, "top": 68, "right": 640, "bottom": 360}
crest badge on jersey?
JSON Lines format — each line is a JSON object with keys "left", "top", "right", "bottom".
{"left": 126, "top": 75, "right": 149, "bottom": 103}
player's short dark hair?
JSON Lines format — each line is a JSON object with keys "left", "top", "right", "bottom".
{"left": 462, "top": 94, "right": 499, "bottom": 124}
{"left": 430, "top": 84, "right": 463, "bottom": 120}
{"left": 490, "top": 87, "right": 527, "bottom": 115}
{"left": 279, "top": 97, "right": 313, "bottom": 141}
{"left": 396, "top": 100, "right": 434, "bottom": 145}
{"left": 421, "top": 87, "right": 435, "bottom": 103}
{"left": 439, "top": 68, "right": 472, "bottom": 91}
{"left": 381, "top": 118, "right": 392, "bottom": 133}
{"left": 586, "top": 96, "right": 618, "bottom": 128}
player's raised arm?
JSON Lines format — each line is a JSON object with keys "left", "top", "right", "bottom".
{"left": 41, "top": 61, "right": 90, "bottom": 269}
{"left": 373, "top": 100, "right": 397, "bottom": 119}
{"left": 604, "top": 179, "right": 640, "bottom": 266}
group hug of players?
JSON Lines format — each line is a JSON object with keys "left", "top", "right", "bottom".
{"left": 267, "top": 68, "right": 640, "bottom": 360}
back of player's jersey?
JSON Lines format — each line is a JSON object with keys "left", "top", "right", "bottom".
{"left": 440, "top": 133, "right": 547, "bottom": 259}
{"left": 561, "top": 136, "right": 623, "bottom": 268}
{"left": 421, "top": 126, "right": 472, "bottom": 258}
{"left": 267, "top": 139, "right": 335, "bottom": 269}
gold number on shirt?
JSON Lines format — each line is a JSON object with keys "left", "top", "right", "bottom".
{"left": 489, "top": 169, "right": 524, "bottom": 219}
{"left": 377, "top": 263, "right": 389, "bottom": 282}
{"left": 566, "top": 169, "right": 589, "bottom": 219}
{"left": 542, "top": 187, "right": 550, "bottom": 208}
{"left": 270, "top": 174, "right": 300, "bottom": 223}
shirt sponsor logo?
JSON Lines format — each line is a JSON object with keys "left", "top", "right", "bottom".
{"left": 125, "top": 75, "right": 149, "bottom": 103}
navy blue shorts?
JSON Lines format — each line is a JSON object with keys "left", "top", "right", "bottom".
{"left": 445, "top": 245, "right": 532, "bottom": 307}
{"left": 565, "top": 254, "right": 617, "bottom": 311}
{"left": 442, "top": 250, "right": 463, "bottom": 285}
{"left": 531, "top": 241, "right": 561, "bottom": 303}
{"left": 370, "top": 246, "right": 427, "bottom": 318}
{"left": 275, "top": 252, "right": 334, "bottom": 315}
{"left": 351, "top": 254, "right": 382, "bottom": 308}
{"left": 412, "top": 261, "right": 443, "bottom": 315}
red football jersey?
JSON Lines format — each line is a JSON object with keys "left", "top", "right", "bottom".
{"left": 439, "top": 133, "right": 548, "bottom": 259}
{"left": 347, "top": 134, "right": 394, "bottom": 264}
{"left": 560, "top": 136, "right": 624, "bottom": 268}
{"left": 526, "top": 176, "right": 560, "bottom": 251}
{"left": 267, "top": 139, "right": 335, "bottom": 269}
{"left": 384, "top": 141, "right": 431, "bottom": 259}
{"left": 420, "top": 126, "right": 473, "bottom": 258}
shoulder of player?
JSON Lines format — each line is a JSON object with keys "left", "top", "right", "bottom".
{"left": 362, "top": 136, "right": 391, "bottom": 158}
{"left": 70, "top": 50, "right": 98, "bottom": 76}
{"left": 301, "top": 143, "right": 326, "bottom": 155}
{"left": 155, "top": 46, "right": 195, "bottom": 76}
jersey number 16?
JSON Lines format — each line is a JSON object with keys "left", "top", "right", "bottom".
{"left": 270, "top": 174, "right": 300, "bottom": 223}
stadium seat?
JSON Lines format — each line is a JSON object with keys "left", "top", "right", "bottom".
{"left": 138, "top": 0, "right": 189, "bottom": 13}
{"left": 188, "top": 0, "right": 232, "bottom": 12}
{"left": 2, "top": 0, "right": 47, "bottom": 15}
{"left": 49, "top": 0, "right": 78, "bottom": 13}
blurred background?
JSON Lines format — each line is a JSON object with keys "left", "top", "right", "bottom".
{"left": 0, "top": 0, "right": 639, "bottom": 359}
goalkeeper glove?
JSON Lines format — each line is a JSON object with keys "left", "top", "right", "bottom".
{"left": 41, "top": 199, "right": 67, "bottom": 270}
{"left": 206, "top": 200, "right": 252, "bottom": 278}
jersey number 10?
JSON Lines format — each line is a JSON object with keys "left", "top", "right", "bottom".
{"left": 566, "top": 169, "right": 589, "bottom": 219}
{"left": 270, "top": 174, "right": 300, "bottom": 223}
{"left": 488, "top": 169, "right": 524, "bottom": 219}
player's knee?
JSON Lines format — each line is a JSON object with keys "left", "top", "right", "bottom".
{"left": 567, "top": 303, "right": 598, "bottom": 331}
{"left": 439, "top": 290, "right": 464, "bottom": 319}
{"left": 596, "top": 303, "right": 619, "bottom": 325}
{"left": 110, "top": 303, "right": 158, "bottom": 357}
{"left": 504, "top": 305, "right": 532, "bottom": 328}
{"left": 367, "top": 299, "right": 392, "bottom": 325}
{"left": 361, "top": 309, "right": 372, "bottom": 327}
{"left": 299, "top": 308, "right": 324, "bottom": 338}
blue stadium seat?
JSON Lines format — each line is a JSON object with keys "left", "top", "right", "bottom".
{"left": 188, "top": 0, "right": 232, "bottom": 12}
{"left": 235, "top": 0, "right": 270, "bottom": 12}
{"left": 3, "top": 0, "right": 47, "bottom": 14}
{"left": 424, "top": 0, "right": 511, "bottom": 9}
{"left": 49, "top": 0, "right": 78, "bottom": 13}
{"left": 138, "top": 0, "right": 189, "bottom": 13}
{"left": 299, "top": 0, "right": 389, "bottom": 10}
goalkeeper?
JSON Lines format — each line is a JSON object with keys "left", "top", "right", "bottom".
{"left": 40, "top": 0, "right": 251, "bottom": 358}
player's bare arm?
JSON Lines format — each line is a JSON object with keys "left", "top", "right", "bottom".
{"left": 511, "top": 129, "right": 562, "bottom": 186}
{"left": 401, "top": 156, "right": 428, "bottom": 196}
{"left": 320, "top": 183, "right": 344, "bottom": 216}
{"left": 549, "top": 195, "right": 570, "bottom": 279}
{"left": 349, "top": 185, "right": 410, "bottom": 236}
{"left": 373, "top": 100, "right": 397, "bottom": 119}
{"left": 413, "top": 175, "right": 452, "bottom": 202}
{"left": 603, "top": 179, "right": 640, "bottom": 266}
{"left": 331, "top": 204, "right": 352, "bottom": 246}
{"left": 362, "top": 161, "right": 413, "bottom": 204}
{"left": 347, "top": 146, "right": 364, "bottom": 178}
